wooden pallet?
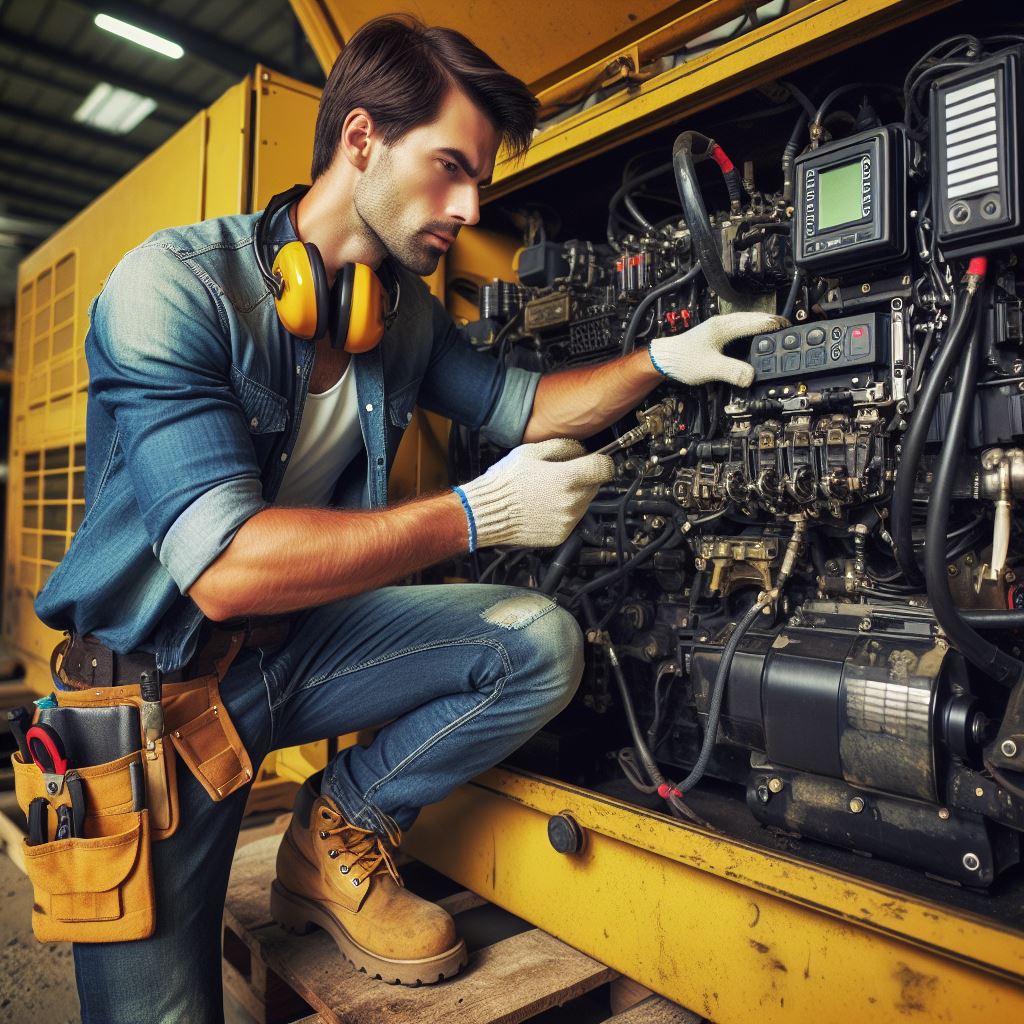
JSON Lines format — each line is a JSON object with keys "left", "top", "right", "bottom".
{"left": 224, "top": 835, "right": 703, "bottom": 1024}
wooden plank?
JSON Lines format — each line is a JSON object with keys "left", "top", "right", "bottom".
{"left": 226, "top": 835, "right": 279, "bottom": 935}
{"left": 256, "top": 924, "right": 616, "bottom": 1024}
{"left": 437, "top": 890, "right": 489, "bottom": 916}
{"left": 606, "top": 995, "right": 705, "bottom": 1024}
{"left": 0, "top": 805, "right": 27, "bottom": 874}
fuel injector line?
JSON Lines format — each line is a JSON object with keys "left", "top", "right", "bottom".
{"left": 891, "top": 285, "right": 976, "bottom": 587}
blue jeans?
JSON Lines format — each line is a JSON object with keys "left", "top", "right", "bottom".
{"left": 72, "top": 584, "right": 583, "bottom": 1023}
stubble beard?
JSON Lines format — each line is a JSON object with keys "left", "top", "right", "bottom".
{"left": 353, "top": 150, "right": 443, "bottom": 276}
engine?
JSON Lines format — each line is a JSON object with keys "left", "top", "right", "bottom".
{"left": 450, "top": 33, "right": 1024, "bottom": 888}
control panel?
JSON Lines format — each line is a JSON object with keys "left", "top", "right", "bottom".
{"left": 748, "top": 313, "right": 885, "bottom": 383}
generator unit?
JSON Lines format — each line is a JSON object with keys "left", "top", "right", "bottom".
{"left": 9, "top": 1, "right": 1024, "bottom": 1021}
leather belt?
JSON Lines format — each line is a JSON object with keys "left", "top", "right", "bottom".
{"left": 59, "top": 615, "right": 293, "bottom": 690}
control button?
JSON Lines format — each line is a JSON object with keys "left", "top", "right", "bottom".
{"left": 805, "top": 348, "right": 827, "bottom": 368}
{"left": 757, "top": 356, "right": 775, "bottom": 375}
{"left": 950, "top": 202, "right": 971, "bottom": 225}
{"left": 781, "top": 353, "right": 801, "bottom": 372}
{"left": 755, "top": 336, "right": 776, "bottom": 354}
{"left": 782, "top": 333, "right": 800, "bottom": 350}
{"left": 848, "top": 327, "right": 871, "bottom": 356}
{"left": 829, "top": 345, "right": 843, "bottom": 361}
{"left": 982, "top": 197, "right": 1002, "bottom": 219}
{"left": 830, "top": 326, "right": 844, "bottom": 342}
{"left": 806, "top": 328, "right": 825, "bottom": 346}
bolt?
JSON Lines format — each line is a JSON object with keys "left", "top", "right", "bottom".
{"left": 858, "top": 617, "right": 872, "bottom": 632}
{"left": 768, "top": 777, "right": 784, "bottom": 794}
{"left": 947, "top": 563, "right": 959, "bottom": 577}
{"left": 849, "top": 797, "right": 865, "bottom": 813}
{"left": 962, "top": 852, "right": 981, "bottom": 872}
{"left": 861, "top": 283, "right": 871, "bottom": 294}
{"left": 1001, "top": 739, "right": 1019, "bottom": 758}
{"left": 796, "top": 309, "right": 808, "bottom": 321}
{"left": 938, "top": 807, "right": 950, "bottom": 821}
{"left": 756, "top": 783, "right": 771, "bottom": 804}
{"left": 1006, "top": 571, "right": 1017, "bottom": 583}
{"left": 975, "top": 787, "right": 985, "bottom": 798}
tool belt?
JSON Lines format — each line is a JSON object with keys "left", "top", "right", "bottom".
{"left": 11, "top": 617, "right": 291, "bottom": 943}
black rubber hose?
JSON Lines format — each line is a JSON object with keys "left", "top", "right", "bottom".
{"left": 890, "top": 288, "right": 975, "bottom": 587}
{"left": 924, "top": 312, "right": 1024, "bottom": 688}
{"left": 672, "top": 132, "right": 742, "bottom": 305}
{"left": 677, "top": 597, "right": 769, "bottom": 794}
{"left": 961, "top": 609, "right": 1024, "bottom": 629}
{"left": 621, "top": 263, "right": 701, "bottom": 355}
{"left": 539, "top": 530, "right": 585, "bottom": 595}
{"left": 781, "top": 113, "right": 808, "bottom": 206}
{"left": 608, "top": 162, "right": 673, "bottom": 243}
{"left": 781, "top": 268, "right": 803, "bottom": 320}
{"left": 568, "top": 522, "right": 678, "bottom": 602}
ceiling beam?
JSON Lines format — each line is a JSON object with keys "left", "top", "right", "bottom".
{"left": 0, "top": 29, "right": 201, "bottom": 114}
{"left": 0, "top": 57, "right": 182, "bottom": 131}
{"left": 71, "top": 0, "right": 277, "bottom": 80}
{"left": 0, "top": 170, "right": 96, "bottom": 208}
{"left": 0, "top": 153, "right": 113, "bottom": 195}
{"left": 1, "top": 186, "right": 81, "bottom": 217}
{"left": 0, "top": 102, "right": 149, "bottom": 159}
{"left": 0, "top": 212, "right": 61, "bottom": 239}
{"left": 3, "top": 140, "right": 123, "bottom": 182}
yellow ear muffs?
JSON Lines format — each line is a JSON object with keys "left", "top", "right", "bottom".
{"left": 329, "top": 262, "right": 388, "bottom": 353}
{"left": 271, "top": 241, "right": 329, "bottom": 340}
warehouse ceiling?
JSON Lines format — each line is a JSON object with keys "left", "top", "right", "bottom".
{"left": 0, "top": 0, "right": 325, "bottom": 304}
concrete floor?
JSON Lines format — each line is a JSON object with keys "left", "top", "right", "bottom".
{"left": 0, "top": 848, "right": 79, "bottom": 1022}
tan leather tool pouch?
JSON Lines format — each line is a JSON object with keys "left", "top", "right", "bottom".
{"left": 51, "top": 630, "right": 253, "bottom": 836}
{"left": 13, "top": 750, "right": 155, "bottom": 943}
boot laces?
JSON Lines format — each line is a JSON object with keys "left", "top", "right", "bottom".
{"left": 318, "top": 805, "right": 403, "bottom": 886}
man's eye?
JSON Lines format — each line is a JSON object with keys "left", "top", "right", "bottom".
{"left": 440, "top": 160, "right": 459, "bottom": 175}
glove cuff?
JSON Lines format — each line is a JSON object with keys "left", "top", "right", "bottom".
{"left": 648, "top": 339, "right": 670, "bottom": 377}
{"left": 456, "top": 475, "right": 521, "bottom": 550}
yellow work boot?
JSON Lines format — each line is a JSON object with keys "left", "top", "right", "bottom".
{"left": 270, "top": 777, "right": 467, "bottom": 985}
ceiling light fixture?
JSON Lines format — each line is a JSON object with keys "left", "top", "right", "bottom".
{"left": 74, "top": 82, "right": 157, "bottom": 134}
{"left": 94, "top": 13, "right": 184, "bottom": 59}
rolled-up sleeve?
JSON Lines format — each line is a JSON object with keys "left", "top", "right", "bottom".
{"left": 87, "top": 244, "right": 268, "bottom": 593}
{"left": 416, "top": 297, "right": 540, "bottom": 450}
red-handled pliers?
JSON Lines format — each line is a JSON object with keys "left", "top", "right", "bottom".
{"left": 25, "top": 723, "right": 69, "bottom": 796}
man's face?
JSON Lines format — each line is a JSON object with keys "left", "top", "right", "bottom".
{"left": 352, "top": 87, "right": 500, "bottom": 275}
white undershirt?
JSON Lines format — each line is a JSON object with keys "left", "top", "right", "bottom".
{"left": 276, "top": 363, "right": 363, "bottom": 507}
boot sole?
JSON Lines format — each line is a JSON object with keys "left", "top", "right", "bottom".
{"left": 270, "top": 880, "right": 469, "bottom": 986}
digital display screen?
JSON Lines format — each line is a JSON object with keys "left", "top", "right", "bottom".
{"left": 818, "top": 160, "right": 865, "bottom": 230}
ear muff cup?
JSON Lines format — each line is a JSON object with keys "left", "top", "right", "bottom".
{"left": 329, "top": 262, "right": 387, "bottom": 353}
{"left": 271, "top": 241, "right": 329, "bottom": 340}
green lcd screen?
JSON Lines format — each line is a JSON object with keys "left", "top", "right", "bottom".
{"left": 818, "top": 160, "right": 865, "bottom": 231}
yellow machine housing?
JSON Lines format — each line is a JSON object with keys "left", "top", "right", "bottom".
{"left": 8, "top": 1, "right": 1024, "bottom": 1019}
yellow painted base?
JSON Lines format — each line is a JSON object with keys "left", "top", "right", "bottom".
{"left": 404, "top": 768, "right": 1024, "bottom": 1023}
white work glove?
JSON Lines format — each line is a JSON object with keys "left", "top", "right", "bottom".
{"left": 454, "top": 438, "right": 614, "bottom": 551}
{"left": 648, "top": 312, "right": 788, "bottom": 388}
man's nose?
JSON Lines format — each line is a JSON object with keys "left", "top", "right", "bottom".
{"left": 448, "top": 183, "right": 480, "bottom": 227}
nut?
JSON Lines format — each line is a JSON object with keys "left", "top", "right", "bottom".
{"left": 848, "top": 797, "right": 865, "bottom": 814}
{"left": 768, "top": 777, "right": 784, "bottom": 794}
{"left": 962, "top": 852, "right": 981, "bottom": 872}
{"left": 1001, "top": 739, "right": 1019, "bottom": 758}
{"left": 937, "top": 807, "right": 950, "bottom": 821}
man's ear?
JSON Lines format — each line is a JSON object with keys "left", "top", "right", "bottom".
{"left": 340, "top": 108, "right": 374, "bottom": 170}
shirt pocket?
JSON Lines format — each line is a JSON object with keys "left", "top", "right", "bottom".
{"left": 387, "top": 379, "right": 420, "bottom": 430}
{"left": 230, "top": 366, "right": 289, "bottom": 435}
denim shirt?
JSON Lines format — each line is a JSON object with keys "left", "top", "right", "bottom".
{"left": 34, "top": 204, "right": 540, "bottom": 673}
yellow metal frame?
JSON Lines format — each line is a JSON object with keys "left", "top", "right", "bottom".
{"left": 405, "top": 768, "right": 1024, "bottom": 1021}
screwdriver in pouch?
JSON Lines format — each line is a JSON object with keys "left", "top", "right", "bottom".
{"left": 6, "top": 706, "right": 32, "bottom": 761}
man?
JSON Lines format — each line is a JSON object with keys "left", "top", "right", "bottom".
{"left": 34, "top": 14, "right": 779, "bottom": 1023}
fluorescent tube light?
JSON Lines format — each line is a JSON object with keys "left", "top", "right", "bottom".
{"left": 74, "top": 82, "right": 157, "bottom": 134}
{"left": 94, "top": 13, "right": 184, "bottom": 59}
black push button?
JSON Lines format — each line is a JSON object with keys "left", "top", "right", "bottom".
{"left": 755, "top": 336, "right": 775, "bottom": 354}
{"left": 782, "top": 333, "right": 800, "bottom": 350}
{"left": 806, "top": 328, "right": 825, "bottom": 346}
{"left": 757, "top": 355, "right": 775, "bottom": 374}
{"left": 805, "top": 348, "right": 826, "bottom": 368}
{"left": 781, "top": 353, "right": 801, "bottom": 372}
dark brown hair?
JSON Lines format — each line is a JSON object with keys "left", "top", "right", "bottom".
{"left": 311, "top": 15, "right": 538, "bottom": 181}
